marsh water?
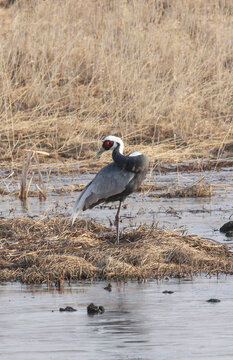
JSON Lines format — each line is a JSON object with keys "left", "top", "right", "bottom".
{"left": 1, "top": 278, "right": 233, "bottom": 360}
{"left": 1, "top": 167, "right": 233, "bottom": 359}
{"left": 1, "top": 166, "right": 232, "bottom": 244}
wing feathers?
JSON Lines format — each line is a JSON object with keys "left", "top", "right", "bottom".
{"left": 71, "top": 163, "right": 134, "bottom": 223}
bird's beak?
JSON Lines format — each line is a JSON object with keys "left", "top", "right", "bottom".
{"left": 93, "top": 147, "right": 105, "bottom": 161}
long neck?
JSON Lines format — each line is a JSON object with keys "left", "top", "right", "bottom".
{"left": 117, "top": 139, "right": 124, "bottom": 154}
{"left": 112, "top": 144, "right": 137, "bottom": 172}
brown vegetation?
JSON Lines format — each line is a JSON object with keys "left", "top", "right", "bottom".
{"left": 0, "top": 217, "right": 232, "bottom": 284}
{"left": 0, "top": 0, "right": 232, "bottom": 169}
{"left": 161, "top": 179, "right": 213, "bottom": 198}
{"left": 18, "top": 150, "right": 47, "bottom": 200}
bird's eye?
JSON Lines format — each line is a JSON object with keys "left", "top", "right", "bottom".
{"left": 103, "top": 140, "right": 114, "bottom": 150}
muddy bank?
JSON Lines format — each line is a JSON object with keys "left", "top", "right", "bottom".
{"left": 0, "top": 217, "right": 233, "bottom": 284}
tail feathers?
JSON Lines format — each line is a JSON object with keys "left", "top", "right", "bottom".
{"left": 71, "top": 185, "right": 92, "bottom": 225}
{"left": 71, "top": 198, "right": 82, "bottom": 225}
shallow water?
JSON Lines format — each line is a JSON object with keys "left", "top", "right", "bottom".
{"left": 1, "top": 167, "right": 232, "bottom": 244}
{"left": 1, "top": 168, "right": 233, "bottom": 358}
{"left": 1, "top": 278, "right": 233, "bottom": 360}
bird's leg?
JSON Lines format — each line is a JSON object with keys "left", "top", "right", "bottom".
{"left": 115, "top": 201, "right": 122, "bottom": 245}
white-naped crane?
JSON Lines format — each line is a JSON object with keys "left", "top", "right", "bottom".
{"left": 71, "top": 135, "right": 149, "bottom": 244}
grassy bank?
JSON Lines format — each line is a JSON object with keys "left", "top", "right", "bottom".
{"left": 0, "top": 217, "right": 232, "bottom": 283}
{"left": 0, "top": 0, "right": 232, "bottom": 168}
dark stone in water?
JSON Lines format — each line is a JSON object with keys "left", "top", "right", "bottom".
{"left": 183, "top": 278, "right": 193, "bottom": 282}
{"left": 226, "top": 231, "right": 233, "bottom": 238}
{"left": 87, "top": 303, "right": 105, "bottom": 315}
{"left": 206, "top": 298, "right": 221, "bottom": 303}
{"left": 104, "top": 283, "right": 112, "bottom": 292}
{"left": 220, "top": 221, "right": 233, "bottom": 233}
{"left": 163, "top": 290, "right": 174, "bottom": 294}
{"left": 59, "top": 306, "right": 77, "bottom": 312}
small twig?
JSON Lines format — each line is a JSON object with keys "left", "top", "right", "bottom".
{"left": 34, "top": 151, "right": 47, "bottom": 199}
{"left": 19, "top": 150, "right": 33, "bottom": 200}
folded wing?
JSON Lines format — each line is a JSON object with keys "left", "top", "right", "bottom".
{"left": 71, "top": 163, "right": 134, "bottom": 224}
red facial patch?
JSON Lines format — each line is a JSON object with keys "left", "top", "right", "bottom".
{"left": 103, "top": 140, "right": 114, "bottom": 150}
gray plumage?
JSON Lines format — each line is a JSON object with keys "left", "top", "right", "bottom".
{"left": 71, "top": 136, "right": 149, "bottom": 243}
{"left": 77, "top": 163, "right": 134, "bottom": 210}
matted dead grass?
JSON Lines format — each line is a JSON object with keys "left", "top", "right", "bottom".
{"left": 0, "top": 0, "right": 232, "bottom": 168}
{"left": 160, "top": 181, "right": 213, "bottom": 198}
{"left": 0, "top": 217, "right": 233, "bottom": 284}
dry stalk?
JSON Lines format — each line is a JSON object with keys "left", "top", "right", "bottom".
{"left": 33, "top": 151, "right": 47, "bottom": 200}
{"left": 19, "top": 150, "right": 33, "bottom": 200}
{"left": 19, "top": 150, "right": 48, "bottom": 200}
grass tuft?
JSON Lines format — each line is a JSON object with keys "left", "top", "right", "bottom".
{"left": 0, "top": 217, "right": 232, "bottom": 283}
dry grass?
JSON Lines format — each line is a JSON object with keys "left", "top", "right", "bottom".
{"left": 0, "top": 217, "right": 233, "bottom": 283}
{"left": 163, "top": 184, "right": 212, "bottom": 198}
{"left": 161, "top": 179, "right": 213, "bottom": 198}
{"left": 144, "top": 178, "right": 213, "bottom": 198}
{"left": 18, "top": 150, "right": 47, "bottom": 200}
{"left": 53, "top": 184, "right": 86, "bottom": 194}
{"left": 0, "top": 0, "right": 232, "bottom": 168}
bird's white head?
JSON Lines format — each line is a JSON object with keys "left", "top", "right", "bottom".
{"left": 102, "top": 135, "right": 124, "bottom": 153}
{"left": 93, "top": 135, "right": 124, "bottom": 160}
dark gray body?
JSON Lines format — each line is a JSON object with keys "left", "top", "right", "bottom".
{"left": 81, "top": 147, "right": 149, "bottom": 211}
